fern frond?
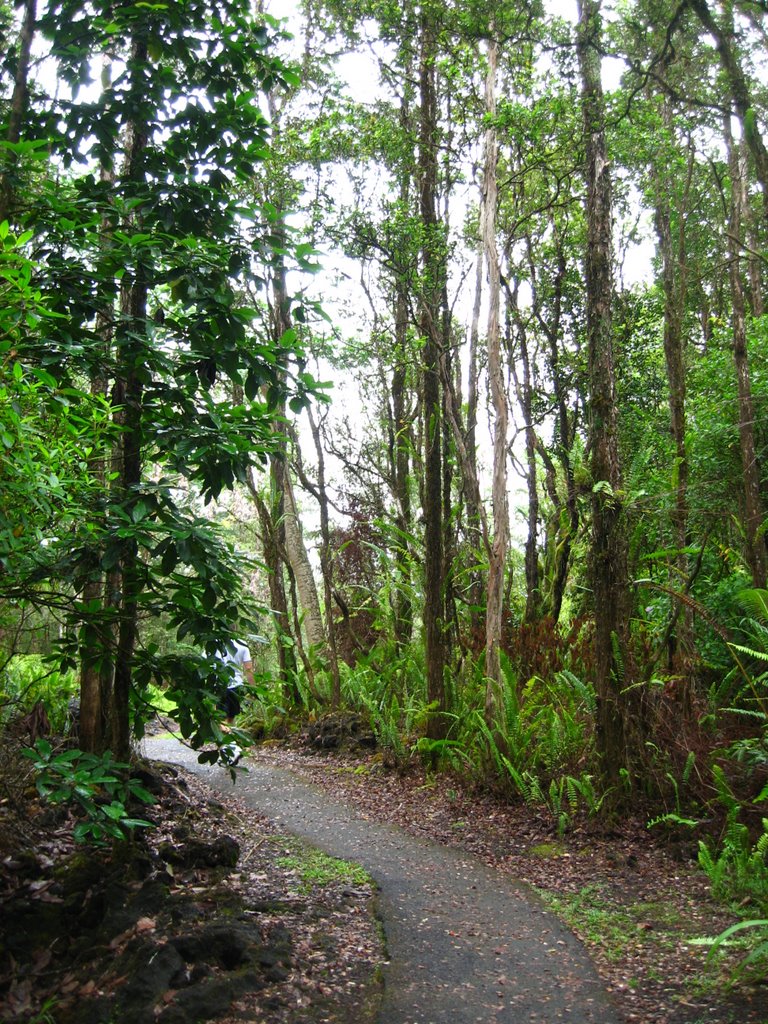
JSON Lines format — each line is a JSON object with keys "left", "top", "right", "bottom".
{"left": 737, "top": 589, "right": 768, "bottom": 623}
{"left": 728, "top": 642, "right": 768, "bottom": 664}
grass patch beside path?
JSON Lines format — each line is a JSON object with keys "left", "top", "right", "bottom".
{"left": 274, "top": 836, "right": 372, "bottom": 895}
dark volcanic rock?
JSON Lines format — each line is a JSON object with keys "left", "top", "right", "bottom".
{"left": 158, "top": 834, "right": 240, "bottom": 868}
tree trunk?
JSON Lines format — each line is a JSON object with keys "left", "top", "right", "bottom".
{"left": 0, "top": 0, "right": 36, "bottom": 223}
{"left": 304, "top": 407, "right": 342, "bottom": 706}
{"left": 535, "top": 229, "right": 577, "bottom": 625}
{"left": 465, "top": 243, "right": 485, "bottom": 638}
{"left": 78, "top": 158, "right": 116, "bottom": 755}
{"left": 577, "top": 0, "right": 633, "bottom": 784}
{"left": 652, "top": 100, "right": 693, "bottom": 665}
{"left": 248, "top": 469, "right": 300, "bottom": 702}
{"left": 511, "top": 306, "right": 540, "bottom": 626}
{"left": 481, "top": 37, "right": 509, "bottom": 723}
{"left": 688, "top": 0, "right": 768, "bottom": 226}
{"left": 109, "top": 32, "right": 149, "bottom": 759}
{"left": 725, "top": 120, "right": 767, "bottom": 588}
{"left": 282, "top": 467, "right": 327, "bottom": 657}
{"left": 418, "top": 10, "right": 448, "bottom": 741}
{"left": 391, "top": 114, "right": 415, "bottom": 650}
{"left": 267, "top": 193, "right": 330, "bottom": 680}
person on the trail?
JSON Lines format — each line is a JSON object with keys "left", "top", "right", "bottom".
{"left": 216, "top": 637, "right": 255, "bottom": 723}
{"left": 214, "top": 635, "right": 255, "bottom": 768}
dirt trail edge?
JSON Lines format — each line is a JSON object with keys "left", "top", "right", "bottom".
{"left": 145, "top": 738, "right": 621, "bottom": 1024}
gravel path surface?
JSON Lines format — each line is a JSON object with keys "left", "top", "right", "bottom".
{"left": 145, "top": 737, "right": 621, "bottom": 1024}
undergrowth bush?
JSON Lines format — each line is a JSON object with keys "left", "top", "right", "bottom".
{"left": 0, "top": 654, "right": 77, "bottom": 731}
{"left": 312, "top": 641, "right": 604, "bottom": 826}
{"left": 22, "top": 738, "right": 155, "bottom": 845}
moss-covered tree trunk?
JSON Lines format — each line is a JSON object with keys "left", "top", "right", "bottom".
{"left": 577, "top": 0, "right": 633, "bottom": 785}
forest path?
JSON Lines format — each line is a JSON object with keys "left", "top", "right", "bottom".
{"left": 145, "top": 737, "right": 620, "bottom": 1024}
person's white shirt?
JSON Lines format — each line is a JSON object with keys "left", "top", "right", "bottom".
{"left": 216, "top": 639, "right": 252, "bottom": 689}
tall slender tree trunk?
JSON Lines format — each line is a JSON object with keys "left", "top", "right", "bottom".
{"left": 79, "top": 137, "right": 116, "bottom": 755}
{"left": 506, "top": 258, "right": 540, "bottom": 624}
{"left": 465, "top": 243, "right": 485, "bottom": 639}
{"left": 267, "top": 201, "right": 329, "bottom": 677}
{"left": 482, "top": 37, "right": 509, "bottom": 723}
{"left": 248, "top": 470, "right": 300, "bottom": 702}
{"left": 548, "top": 248, "right": 578, "bottom": 626}
{"left": 391, "top": 282, "right": 414, "bottom": 650}
{"left": 652, "top": 101, "right": 693, "bottom": 664}
{"left": 725, "top": 120, "right": 767, "bottom": 588}
{"left": 577, "top": 0, "right": 633, "bottom": 784}
{"left": 282, "top": 468, "right": 327, "bottom": 657}
{"left": 418, "top": 10, "right": 448, "bottom": 741}
{"left": 516, "top": 313, "right": 540, "bottom": 626}
{"left": 0, "top": 0, "right": 36, "bottom": 223}
{"left": 305, "top": 403, "right": 342, "bottom": 708}
{"left": 391, "top": 97, "right": 415, "bottom": 651}
{"left": 108, "top": 38, "right": 149, "bottom": 759}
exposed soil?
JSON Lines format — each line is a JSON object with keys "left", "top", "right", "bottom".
{"left": 1, "top": 717, "right": 767, "bottom": 1024}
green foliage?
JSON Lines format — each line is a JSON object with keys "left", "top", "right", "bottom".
{"left": 235, "top": 668, "right": 289, "bottom": 739}
{"left": 359, "top": 691, "right": 409, "bottom": 768}
{"left": 325, "top": 639, "right": 603, "bottom": 826}
{"left": 698, "top": 818, "right": 768, "bottom": 907}
{"left": 484, "top": 659, "right": 596, "bottom": 783}
{"left": 0, "top": 224, "right": 113, "bottom": 574}
{"left": 0, "top": 654, "right": 78, "bottom": 731}
{"left": 0, "top": 0, "right": 320, "bottom": 763}
{"left": 22, "top": 738, "right": 155, "bottom": 845}
{"left": 275, "top": 837, "right": 370, "bottom": 894}
{"left": 695, "top": 761, "right": 768, "bottom": 906}
{"left": 412, "top": 735, "right": 470, "bottom": 772}
{"left": 706, "top": 918, "right": 768, "bottom": 983}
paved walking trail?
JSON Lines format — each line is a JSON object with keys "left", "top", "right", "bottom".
{"left": 146, "top": 738, "right": 621, "bottom": 1024}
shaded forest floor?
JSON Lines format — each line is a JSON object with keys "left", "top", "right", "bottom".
{"left": 1, "top": 722, "right": 767, "bottom": 1024}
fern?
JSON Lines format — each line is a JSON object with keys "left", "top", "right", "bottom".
{"left": 413, "top": 736, "right": 468, "bottom": 771}
{"left": 754, "top": 822, "right": 768, "bottom": 863}
{"left": 471, "top": 710, "right": 504, "bottom": 775}
{"left": 564, "top": 775, "right": 580, "bottom": 814}
{"left": 699, "top": 815, "right": 768, "bottom": 903}
{"left": 698, "top": 840, "right": 728, "bottom": 892}
{"left": 548, "top": 778, "right": 570, "bottom": 836}
{"left": 711, "top": 764, "right": 740, "bottom": 817}
{"left": 728, "top": 641, "right": 768, "bottom": 664}
{"left": 736, "top": 588, "right": 768, "bottom": 622}
{"left": 556, "top": 669, "right": 597, "bottom": 715}
{"left": 682, "top": 750, "right": 696, "bottom": 785}
{"left": 610, "top": 630, "right": 625, "bottom": 684}
{"left": 647, "top": 812, "right": 700, "bottom": 829}
{"left": 707, "top": 919, "right": 768, "bottom": 982}
{"left": 502, "top": 759, "right": 544, "bottom": 804}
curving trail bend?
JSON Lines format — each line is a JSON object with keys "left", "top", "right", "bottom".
{"left": 145, "top": 737, "right": 620, "bottom": 1024}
